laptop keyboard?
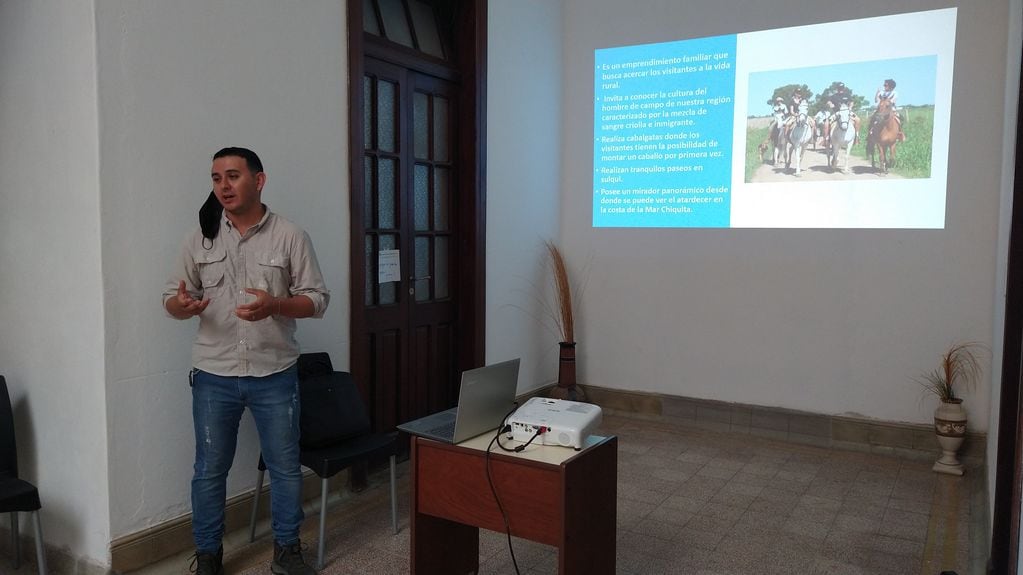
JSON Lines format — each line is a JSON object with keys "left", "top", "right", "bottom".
{"left": 427, "top": 421, "right": 457, "bottom": 438}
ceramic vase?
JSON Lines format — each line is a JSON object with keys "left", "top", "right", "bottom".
{"left": 558, "top": 342, "right": 576, "bottom": 388}
{"left": 549, "top": 342, "right": 587, "bottom": 402}
{"left": 932, "top": 399, "right": 967, "bottom": 476}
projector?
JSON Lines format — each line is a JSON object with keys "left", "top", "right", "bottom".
{"left": 507, "top": 397, "right": 602, "bottom": 450}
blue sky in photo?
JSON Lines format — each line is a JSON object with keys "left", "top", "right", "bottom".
{"left": 747, "top": 55, "right": 938, "bottom": 113}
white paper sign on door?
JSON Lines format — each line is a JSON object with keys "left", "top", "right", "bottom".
{"left": 378, "top": 249, "right": 400, "bottom": 283}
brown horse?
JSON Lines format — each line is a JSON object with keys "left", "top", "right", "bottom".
{"left": 868, "top": 98, "right": 900, "bottom": 173}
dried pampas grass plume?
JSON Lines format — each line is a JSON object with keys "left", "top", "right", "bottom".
{"left": 546, "top": 241, "right": 574, "bottom": 343}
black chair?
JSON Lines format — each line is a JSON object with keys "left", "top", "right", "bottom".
{"left": 248, "top": 354, "right": 399, "bottom": 569}
{"left": 0, "top": 376, "right": 47, "bottom": 575}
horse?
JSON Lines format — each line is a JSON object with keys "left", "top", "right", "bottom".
{"left": 768, "top": 111, "right": 788, "bottom": 166}
{"left": 786, "top": 113, "right": 813, "bottom": 175}
{"left": 827, "top": 105, "right": 856, "bottom": 174}
{"left": 868, "top": 98, "right": 900, "bottom": 173}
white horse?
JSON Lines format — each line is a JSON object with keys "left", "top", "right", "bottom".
{"left": 828, "top": 105, "right": 856, "bottom": 174}
{"left": 786, "top": 113, "right": 813, "bottom": 175}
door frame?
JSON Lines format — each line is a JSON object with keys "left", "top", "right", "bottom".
{"left": 347, "top": 0, "right": 487, "bottom": 406}
{"left": 991, "top": 58, "right": 1023, "bottom": 575}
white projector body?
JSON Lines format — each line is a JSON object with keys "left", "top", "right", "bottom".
{"left": 507, "top": 397, "right": 602, "bottom": 450}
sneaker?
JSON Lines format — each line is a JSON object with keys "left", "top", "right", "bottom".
{"left": 271, "top": 541, "right": 317, "bottom": 575}
{"left": 189, "top": 547, "right": 224, "bottom": 575}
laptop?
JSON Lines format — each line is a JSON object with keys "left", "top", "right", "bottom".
{"left": 397, "top": 358, "right": 520, "bottom": 443}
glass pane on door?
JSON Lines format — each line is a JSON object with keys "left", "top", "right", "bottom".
{"left": 378, "top": 157, "right": 396, "bottom": 229}
{"left": 433, "top": 166, "right": 449, "bottom": 231}
{"left": 433, "top": 96, "right": 449, "bottom": 161}
{"left": 414, "top": 236, "right": 430, "bottom": 302}
{"left": 377, "top": 80, "right": 396, "bottom": 153}
{"left": 413, "top": 92, "right": 429, "bottom": 159}
{"left": 414, "top": 164, "right": 429, "bottom": 231}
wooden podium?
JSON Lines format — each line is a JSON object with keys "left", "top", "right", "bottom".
{"left": 408, "top": 432, "right": 618, "bottom": 574}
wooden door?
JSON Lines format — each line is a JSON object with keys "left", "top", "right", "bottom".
{"left": 349, "top": 0, "right": 486, "bottom": 431}
{"left": 356, "top": 58, "right": 459, "bottom": 430}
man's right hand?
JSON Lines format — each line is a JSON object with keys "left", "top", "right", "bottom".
{"left": 167, "top": 280, "right": 210, "bottom": 319}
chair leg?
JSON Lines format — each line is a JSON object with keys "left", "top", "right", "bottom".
{"left": 317, "top": 478, "right": 328, "bottom": 570}
{"left": 11, "top": 511, "right": 20, "bottom": 569}
{"left": 389, "top": 454, "right": 398, "bottom": 534}
{"left": 31, "top": 510, "right": 46, "bottom": 575}
{"left": 248, "top": 468, "right": 265, "bottom": 543}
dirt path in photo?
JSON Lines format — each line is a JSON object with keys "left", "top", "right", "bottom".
{"left": 751, "top": 145, "right": 905, "bottom": 182}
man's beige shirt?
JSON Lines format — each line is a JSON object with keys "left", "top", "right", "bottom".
{"left": 163, "top": 208, "right": 329, "bottom": 377}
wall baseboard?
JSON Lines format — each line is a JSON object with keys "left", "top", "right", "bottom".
{"left": 109, "top": 469, "right": 343, "bottom": 573}
{"left": 575, "top": 383, "right": 986, "bottom": 463}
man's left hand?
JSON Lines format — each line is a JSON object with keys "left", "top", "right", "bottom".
{"left": 235, "top": 288, "right": 277, "bottom": 321}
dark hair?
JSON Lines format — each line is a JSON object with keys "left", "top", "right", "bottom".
{"left": 884, "top": 79, "right": 896, "bottom": 88}
{"left": 213, "top": 147, "right": 263, "bottom": 174}
{"left": 202, "top": 148, "right": 262, "bottom": 245}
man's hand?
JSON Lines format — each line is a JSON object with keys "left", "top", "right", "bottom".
{"left": 235, "top": 288, "right": 277, "bottom": 322}
{"left": 167, "top": 280, "right": 210, "bottom": 319}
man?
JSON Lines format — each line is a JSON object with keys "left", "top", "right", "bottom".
{"left": 783, "top": 90, "right": 814, "bottom": 135}
{"left": 771, "top": 96, "right": 788, "bottom": 117}
{"left": 163, "top": 147, "right": 329, "bottom": 575}
{"left": 831, "top": 81, "right": 852, "bottom": 108}
{"left": 829, "top": 82, "right": 860, "bottom": 145}
{"left": 873, "top": 78, "right": 906, "bottom": 141}
{"left": 874, "top": 78, "right": 899, "bottom": 111}
{"left": 761, "top": 96, "right": 790, "bottom": 157}
{"left": 813, "top": 106, "right": 829, "bottom": 147}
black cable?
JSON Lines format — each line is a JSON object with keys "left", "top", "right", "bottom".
{"left": 494, "top": 404, "right": 523, "bottom": 452}
{"left": 492, "top": 407, "right": 546, "bottom": 454}
{"left": 486, "top": 428, "right": 521, "bottom": 575}
{"left": 514, "top": 427, "right": 545, "bottom": 452}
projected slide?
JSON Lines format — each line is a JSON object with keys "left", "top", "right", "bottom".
{"left": 593, "top": 8, "right": 956, "bottom": 229}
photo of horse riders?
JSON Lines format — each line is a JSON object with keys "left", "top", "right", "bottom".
{"left": 744, "top": 57, "right": 937, "bottom": 183}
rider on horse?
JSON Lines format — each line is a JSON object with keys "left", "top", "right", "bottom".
{"left": 772, "top": 96, "right": 788, "bottom": 117}
{"left": 769, "top": 96, "right": 788, "bottom": 132}
{"left": 813, "top": 107, "right": 828, "bottom": 147}
{"left": 784, "top": 90, "right": 813, "bottom": 133}
{"left": 873, "top": 78, "right": 906, "bottom": 142}
{"left": 827, "top": 82, "right": 859, "bottom": 145}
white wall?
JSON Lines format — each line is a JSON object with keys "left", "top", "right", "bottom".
{"left": 94, "top": 1, "right": 350, "bottom": 540}
{"left": 559, "top": 0, "right": 1013, "bottom": 431}
{"left": 486, "top": 1, "right": 565, "bottom": 388}
{"left": 0, "top": 0, "right": 111, "bottom": 566}
{"left": 1, "top": 0, "right": 1018, "bottom": 567}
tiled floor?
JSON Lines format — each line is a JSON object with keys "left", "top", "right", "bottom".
{"left": 130, "top": 413, "right": 978, "bottom": 575}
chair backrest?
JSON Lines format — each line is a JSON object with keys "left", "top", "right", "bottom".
{"left": 299, "top": 371, "right": 372, "bottom": 449}
{"left": 297, "top": 352, "right": 333, "bottom": 381}
{"left": 0, "top": 376, "right": 19, "bottom": 478}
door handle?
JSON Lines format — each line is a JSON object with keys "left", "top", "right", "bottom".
{"left": 409, "top": 275, "right": 431, "bottom": 295}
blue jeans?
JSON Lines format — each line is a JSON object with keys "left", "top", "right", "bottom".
{"left": 190, "top": 367, "right": 303, "bottom": 553}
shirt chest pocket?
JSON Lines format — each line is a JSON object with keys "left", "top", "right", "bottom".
{"left": 253, "top": 251, "right": 290, "bottom": 296}
{"left": 196, "top": 248, "right": 227, "bottom": 292}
